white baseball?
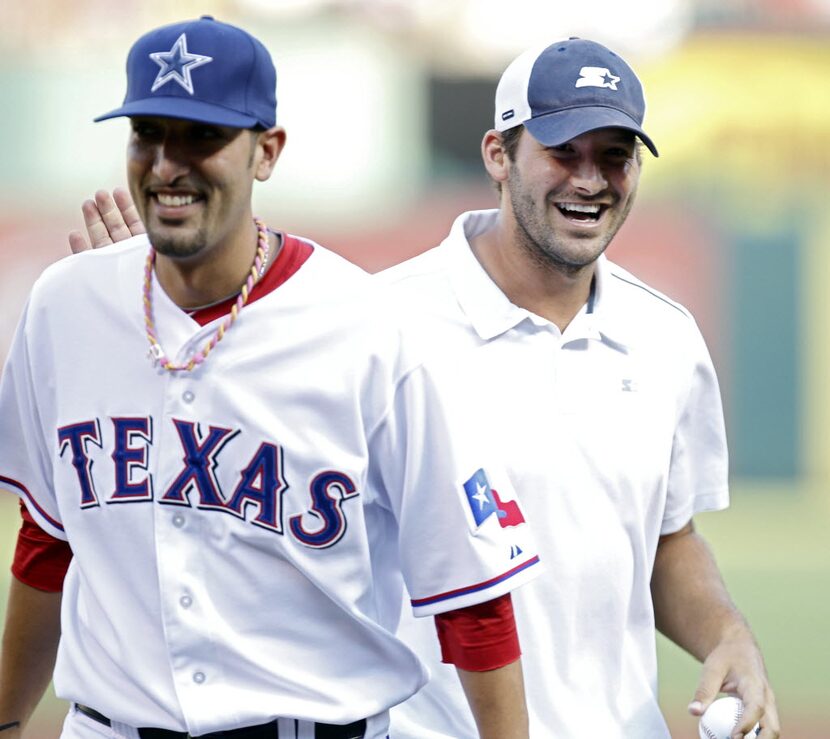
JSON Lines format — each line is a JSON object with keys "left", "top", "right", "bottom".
{"left": 698, "top": 696, "right": 761, "bottom": 739}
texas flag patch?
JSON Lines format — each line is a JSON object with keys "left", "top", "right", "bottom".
{"left": 462, "top": 468, "right": 525, "bottom": 531}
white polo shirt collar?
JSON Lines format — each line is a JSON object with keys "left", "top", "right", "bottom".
{"left": 445, "top": 209, "right": 630, "bottom": 348}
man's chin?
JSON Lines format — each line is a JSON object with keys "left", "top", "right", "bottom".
{"left": 144, "top": 220, "right": 205, "bottom": 257}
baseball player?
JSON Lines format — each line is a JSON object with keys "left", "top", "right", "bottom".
{"left": 0, "top": 17, "right": 541, "bottom": 739}
{"left": 58, "top": 37, "right": 780, "bottom": 739}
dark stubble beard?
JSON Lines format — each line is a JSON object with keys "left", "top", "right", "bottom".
{"left": 507, "top": 166, "right": 636, "bottom": 277}
{"left": 146, "top": 223, "right": 210, "bottom": 259}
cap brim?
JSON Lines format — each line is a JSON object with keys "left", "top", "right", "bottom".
{"left": 524, "top": 106, "right": 659, "bottom": 157}
{"left": 94, "top": 97, "right": 261, "bottom": 129}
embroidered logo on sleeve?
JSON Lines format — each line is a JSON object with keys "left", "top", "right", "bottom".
{"left": 463, "top": 468, "right": 526, "bottom": 530}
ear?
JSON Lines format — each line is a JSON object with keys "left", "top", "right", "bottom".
{"left": 253, "top": 126, "right": 287, "bottom": 182}
{"left": 481, "top": 129, "right": 510, "bottom": 186}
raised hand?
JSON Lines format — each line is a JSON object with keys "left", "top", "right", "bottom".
{"left": 68, "top": 188, "right": 145, "bottom": 253}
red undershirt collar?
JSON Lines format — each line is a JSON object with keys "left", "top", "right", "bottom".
{"left": 189, "top": 232, "right": 314, "bottom": 327}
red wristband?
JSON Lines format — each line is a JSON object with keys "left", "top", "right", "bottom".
{"left": 434, "top": 593, "right": 521, "bottom": 672}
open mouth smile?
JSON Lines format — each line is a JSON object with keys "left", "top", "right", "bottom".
{"left": 149, "top": 190, "right": 204, "bottom": 218}
{"left": 554, "top": 202, "right": 607, "bottom": 224}
{"left": 157, "top": 193, "right": 198, "bottom": 207}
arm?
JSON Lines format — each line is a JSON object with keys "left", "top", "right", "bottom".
{"left": 652, "top": 521, "right": 779, "bottom": 739}
{"left": 435, "top": 594, "right": 528, "bottom": 738}
{"left": 456, "top": 661, "right": 528, "bottom": 739}
{"left": 68, "top": 187, "right": 144, "bottom": 253}
{"left": 0, "top": 577, "right": 62, "bottom": 737}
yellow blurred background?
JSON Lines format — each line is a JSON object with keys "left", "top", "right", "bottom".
{"left": 1, "top": 1, "right": 828, "bottom": 736}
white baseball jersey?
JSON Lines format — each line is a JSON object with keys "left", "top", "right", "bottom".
{"left": 0, "top": 233, "right": 539, "bottom": 737}
{"left": 383, "top": 210, "right": 730, "bottom": 739}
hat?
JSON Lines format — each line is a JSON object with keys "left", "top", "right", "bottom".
{"left": 95, "top": 15, "right": 276, "bottom": 129}
{"left": 495, "top": 38, "right": 658, "bottom": 157}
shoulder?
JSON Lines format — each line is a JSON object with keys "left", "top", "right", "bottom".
{"left": 375, "top": 245, "right": 456, "bottom": 309}
{"left": 278, "top": 234, "right": 378, "bottom": 311}
{"left": 283, "top": 235, "right": 413, "bottom": 358}
{"left": 288, "top": 235, "right": 369, "bottom": 281}
{"left": 29, "top": 235, "right": 148, "bottom": 305}
{"left": 376, "top": 243, "right": 449, "bottom": 285}
{"left": 601, "top": 259, "right": 714, "bottom": 371}
{"left": 603, "top": 259, "right": 693, "bottom": 323}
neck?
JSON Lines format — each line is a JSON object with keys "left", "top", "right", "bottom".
{"left": 153, "top": 217, "right": 267, "bottom": 310}
{"left": 470, "top": 216, "right": 596, "bottom": 332}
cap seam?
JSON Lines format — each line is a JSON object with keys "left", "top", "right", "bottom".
{"left": 240, "top": 32, "right": 259, "bottom": 126}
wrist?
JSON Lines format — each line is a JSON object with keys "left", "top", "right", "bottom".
{"left": 717, "top": 615, "right": 755, "bottom": 646}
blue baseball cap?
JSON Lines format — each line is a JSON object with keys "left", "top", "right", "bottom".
{"left": 95, "top": 15, "right": 277, "bottom": 129}
{"left": 495, "top": 38, "right": 658, "bottom": 157}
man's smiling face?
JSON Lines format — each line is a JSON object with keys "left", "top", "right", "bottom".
{"left": 503, "top": 127, "right": 642, "bottom": 274}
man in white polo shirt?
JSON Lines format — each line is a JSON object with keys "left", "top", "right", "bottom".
{"left": 67, "top": 37, "right": 779, "bottom": 739}
{"left": 384, "top": 38, "right": 779, "bottom": 739}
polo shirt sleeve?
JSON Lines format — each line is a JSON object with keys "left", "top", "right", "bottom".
{"left": 367, "top": 361, "right": 541, "bottom": 618}
{"left": 662, "top": 320, "right": 730, "bottom": 535}
{"left": 0, "top": 298, "right": 66, "bottom": 541}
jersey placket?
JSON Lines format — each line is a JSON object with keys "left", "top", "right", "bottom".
{"left": 149, "top": 283, "right": 232, "bottom": 732}
{"left": 152, "top": 370, "right": 236, "bottom": 733}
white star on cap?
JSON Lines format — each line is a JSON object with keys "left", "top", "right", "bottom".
{"left": 601, "top": 70, "right": 621, "bottom": 90}
{"left": 149, "top": 33, "right": 213, "bottom": 95}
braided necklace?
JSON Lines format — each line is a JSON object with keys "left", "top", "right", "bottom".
{"left": 143, "top": 217, "right": 270, "bottom": 372}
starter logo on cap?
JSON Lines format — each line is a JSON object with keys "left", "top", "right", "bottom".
{"left": 575, "top": 66, "right": 621, "bottom": 91}
{"left": 149, "top": 33, "right": 213, "bottom": 94}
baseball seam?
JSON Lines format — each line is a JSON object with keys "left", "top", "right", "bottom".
{"left": 702, "top": 699, "right": 742, "bottom": 739}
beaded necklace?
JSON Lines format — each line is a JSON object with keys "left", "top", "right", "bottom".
{"left": 143, "top": 217, "right": 270, "bottom": 372}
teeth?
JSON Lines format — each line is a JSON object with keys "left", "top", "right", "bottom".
{"left": 558, "top": 203, "right": 600, "bottom": 214}
{"left": 157, "top": 193, "right": 196, "bottom": 207}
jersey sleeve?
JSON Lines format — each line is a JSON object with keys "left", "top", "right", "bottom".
{"left": 368, "top": 361, "right": 541, "bottom": 618}
{"left": 12, "top": 501, "right": 73, "bottom": 591}
{"left": 662, "top": 320, "right": 730, "bottom": 534}
{"left": 0, "top": 298, "right": 66, "bottom": 540}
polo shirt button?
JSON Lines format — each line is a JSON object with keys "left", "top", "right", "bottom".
{"left": 172, "top": 514, "right": 186, "bottom": 528}
{"left": 182, "top": 391, "right": 195, "bottom": 403}
{"left": 193, "top": 671, "right": 206, "bottom": 684}
{"left": 180, "top": 595, "right": 193, "bottom": 609}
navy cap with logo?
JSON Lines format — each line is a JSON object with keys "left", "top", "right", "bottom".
{"left": 495, "top": 38, "right": 658, "bottom": 156}
{"left": 95, "top": 15, "right": 277, "bottom": 129}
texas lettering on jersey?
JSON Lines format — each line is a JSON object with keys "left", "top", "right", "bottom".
{"left": 57, "top": 416, "right": 359, "bottom": 549}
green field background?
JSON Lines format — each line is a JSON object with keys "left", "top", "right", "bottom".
{"left": 659, "top": 487, "right": 830, "bottom": 738}
{"left": 2, "top": 484, "right": 829, "bottom": 738}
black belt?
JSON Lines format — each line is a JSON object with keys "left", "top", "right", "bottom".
{"left": 75, "top": 705, "right": 366, "bottom": 739}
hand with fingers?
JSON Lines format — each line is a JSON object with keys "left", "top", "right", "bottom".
{"left": 68, "top": 188, "right": 145, "bottom": 253}
{"left": 688, "top": 633, "right": 780, "bottom": 739}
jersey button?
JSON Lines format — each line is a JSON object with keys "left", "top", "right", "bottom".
{"left": 172, "top": 514, "right": 186, "bottom": 528}
{"left": 182, "top": 390, "right": 195, "bottom": 403}
{"left": 179, "top": 595, "right": 193, "bottom": 609}
{"left": 193, "top": 671, "right": 206, "bottom": 684}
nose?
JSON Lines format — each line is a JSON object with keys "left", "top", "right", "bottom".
{"left": 570, "top": 158, "right": 607, "bottom": 196}
{"left": 151, "top": 138, "right": 189, "bottom": 184}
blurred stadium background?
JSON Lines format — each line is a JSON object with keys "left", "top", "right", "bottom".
{"left": 1, "top": 0, "right": 828, "bottom": 736}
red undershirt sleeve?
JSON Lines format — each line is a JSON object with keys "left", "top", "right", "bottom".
{"left": 434, "top": 592, "right": 521, "bottom": 672}
{"left": 12, "top": 500, "right": 72, "bottom": 592}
